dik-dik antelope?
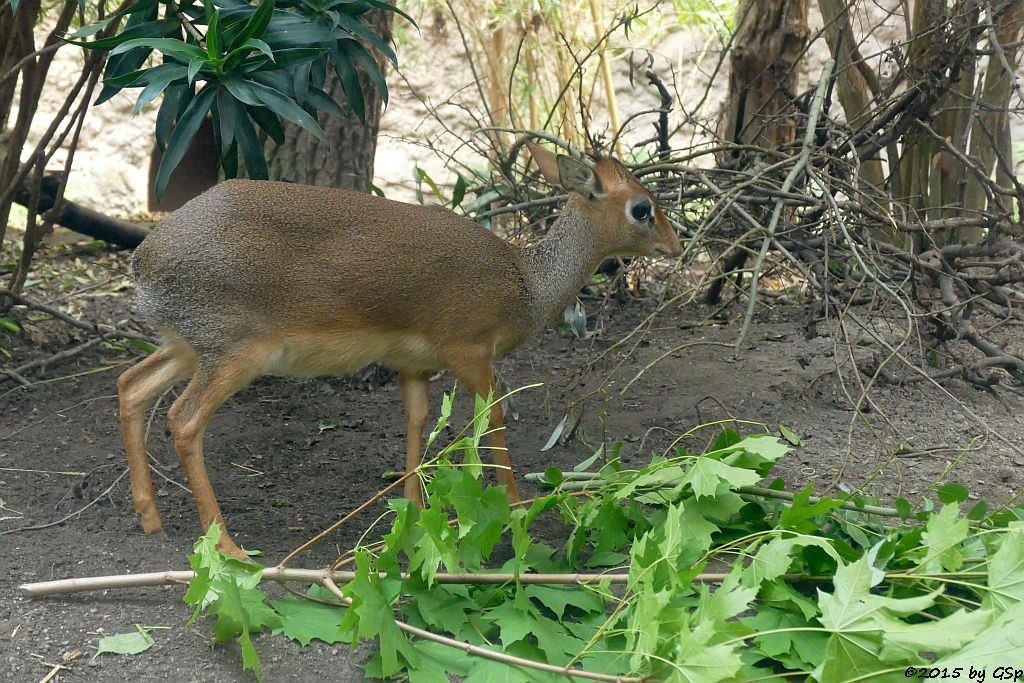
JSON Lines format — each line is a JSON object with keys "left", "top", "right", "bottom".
{"left": 117, "top": 141, "right": 682, "bottom": 558}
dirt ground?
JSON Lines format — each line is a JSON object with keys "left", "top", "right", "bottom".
{"left": 2, "top": 243, "right": 1023, "bottom": 682}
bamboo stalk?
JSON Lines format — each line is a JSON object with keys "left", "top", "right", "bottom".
{"left": 588, "top": 0, "right": 623, "bottom": 157}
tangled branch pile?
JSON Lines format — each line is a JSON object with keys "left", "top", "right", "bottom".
{"left": 451, "top": 1, "right": 1024, "bottom": 398}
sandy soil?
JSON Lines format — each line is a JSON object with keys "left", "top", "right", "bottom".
{"left": 1, "top": 243, "right": 1022, "bottom": 682}
{"left": 7, "top": 1, "right": 1024, "bottom": 680}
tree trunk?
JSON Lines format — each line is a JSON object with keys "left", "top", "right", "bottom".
{"left": 0, "top": 0, "right": 47, "bottom": 248}
{"left": 713, "top": 0, "right": 808, "bottom": 303}
{"left": 894, "top": 0, "right": 1002, "bottom": 247}
{"left": 1, "top": 0, "right": 81, "bottom": 310}
{"left": 964, "top": 0, "right": 1024, "bottom": 229}
{"left": 819, "top": 0, "right": 896, "bottom": 243}
{"left": 265, "top": 10, "right": 393, "bottom": 191}
{"left": 931, "top": 0, "right": 979, "bottom": 243}
{"left": 719, "top": 0, "right": 810, "bottom": 156}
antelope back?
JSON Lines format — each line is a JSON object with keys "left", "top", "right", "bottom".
{"left": 131, "top": 181, "right": 534, "bottom": 355}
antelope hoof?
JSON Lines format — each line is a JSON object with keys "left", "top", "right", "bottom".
{"left": 139, "top": 511, "right": 165, "bottom": 535}
{"left": 216, "top": 536, "right": 249, "bottom": 561}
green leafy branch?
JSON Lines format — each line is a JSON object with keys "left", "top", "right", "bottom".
{"left": 18, "top": 392, "right": 1024, "bottom": 681}
{"left": 177, "top": 397, "right": 1024, "bottom": 681}
{"left": 66, "top": 0, "right": 414, "bottom": 199}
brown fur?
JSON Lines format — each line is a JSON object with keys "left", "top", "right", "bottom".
{"left": 118, "top": 144, "right": 682, "bottom": 558}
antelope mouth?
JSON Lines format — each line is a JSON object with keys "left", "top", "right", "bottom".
{"left": 650, "top": 243, "right": 683, "bottom": 258}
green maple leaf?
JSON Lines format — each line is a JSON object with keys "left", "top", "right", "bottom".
{"left": 383, "top": 497, "right": 420, "bottom": 553}
{"left": 410, "top": 506, "right": 457, "bottom": 584}
{"left": 464, "top": 654, "right": 563, "bottom": 682}
{"left": 180, "top": 524, "right": 281, "bottom": 681}
{"left": 422, "top": 390, "right": 454, "bottom": 453}
{"left": 693, "top": 569, "right": 757, "bottom": 627}
{"left": 982, "top": 523, "right": 1024, "bottom": 610}
{"left": 778, "top": 485, "right": 844, "bottom": 533}
{"left": 204, "top": 578, "right": 279, "bottom": 681}
{"left": 743, "top": 607, "right": 827, "bottom": 669}
{"left": 183, "top": 562, "right": 213, "bottom": 614}
{"left": 469, "top": 605, "right": 588, "bottom": 681}
{"left": 588, "top": 496, "right": 630, "bottom": 556}
{"left": 510, "top": 508, "right": 532, "bottom": 573}
{"left": 933, "top": 601, "right": 1024, "bottom": 667}
{"left": 760, "top": 577, "right": 820, "bottom": 621}
{"left": 191, "top": 521, "right": 223, "bottom": 568}
{"left": 522, "top": 584, "right": 603, "bottom": 621}
{"left": 270, "top": 586, "right": 351, "bottom": 646}
{"left": 879, "top": 607, "right": 993, "bottom": 663}
{"left": 527, "top": 613, "right": 588, "bottom": 663}
{"left": 451, "top": 470, "right": 510, "bottom": 568}
{"left": 617, "top": 461, "right": 685, "bottom": 499}
{"left": 405, "top": 640, "right": 475, "bottom": 682}
{"left": 746, "top": 535, "right": 841, "bottom": 587}
{"left": 184, "top": 523, "right": 223, "bottom": 610}
{"left": 206, "top": 571, "right": 281, "bottom": 638}
{"left": 681, "top": 457, "right": 761, "bottom": 498}
{"left": 402, "top": 583, "right": 475, "bottom": 632}
{"left": 920, "top": 502, "right": 969, "bottom": 573}
{"left": 464, "top": 393, "right": 490, "bottom": 474}
{"left": 487, "top": 600, "right": 537, "bottom": 649}
{"left": 711, "top": 434, "right": 790, "bottom": 473}
{"left": 92, "top": 625, "right": 156, "bottom": 660}
{"left": 338, "top": 552, "right": 418, "bottom": 676}
{"left": 626, "top": 583, "right": 678, "bottom": 671}
{"left": 815, "top": 557, "right": 943, "bottom": 681}
{"left": 667, "top": 631, "right": 745, "bottom": 682}
{"left": 628, "top": 502, "right": 717, "bottom": 589}
{"left": 238, "top": 630, "right": 260, "bottom": 679}
{"left": 673, "top": 504, "right": 719, "bottom": 553}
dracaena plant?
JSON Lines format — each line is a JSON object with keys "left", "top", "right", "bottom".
{"left": 68, "top": 0, "right": 412, "bottom": 200}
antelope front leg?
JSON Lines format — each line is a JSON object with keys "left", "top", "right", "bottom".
{"left": 450, "top": 351, "right": 521, "bottom": 503}
{"left": 485, "top": 397, "right": 520, "bottom": 502}
{"left": 166, "top": 360, "right": 257, "bottom": 561}
{"left": 400, "top": 370, "right": 430, "bottom": 507}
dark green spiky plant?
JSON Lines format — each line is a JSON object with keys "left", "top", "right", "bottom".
{"left": 70, "top": 0, "right": 413, "bottom": 200}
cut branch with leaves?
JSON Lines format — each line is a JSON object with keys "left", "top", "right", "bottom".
{"left": 17, "top": 398, "right": 1024, "bottom": 681}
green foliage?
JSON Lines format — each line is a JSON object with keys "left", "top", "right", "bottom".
{"left": 412, "top": 165, "right": 443, "bottom": 205}
{"left": 70, "top": 0, "right": 413, "bottom": 200}
{"left": 92, "top": 624, "right": 160, "bottom": 660}
{"left": 128, "top": 338, "right": 159, "bottom": 353}
{"left": 183, "top": 524, "right": 282, "bottom": 681}
{"left": 183, "top": 399, "right": 1024, "bottom": 682}
{"left": 271, "top": 584, "right": 352, "bottom": 646}
{"left": 778, "top": 423, "right": 803, "bottom": 446}
{"left": 673, "top": 0, "right": 736, "bottom": 32}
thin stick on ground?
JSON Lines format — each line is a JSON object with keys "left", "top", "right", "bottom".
{"left": 0, "top": 468, "right": 128, "bottom": 536}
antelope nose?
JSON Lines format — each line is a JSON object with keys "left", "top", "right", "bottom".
{"left": 658, "top": 238, "right": 683, "bottom": 257}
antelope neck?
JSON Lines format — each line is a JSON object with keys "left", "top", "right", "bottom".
{"left": 518, "top": 197, "right": 606, "bottom": 331}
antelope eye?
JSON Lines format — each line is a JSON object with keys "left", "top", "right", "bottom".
{"left": 631, "top": 200, "right": 652, "bottom": 222}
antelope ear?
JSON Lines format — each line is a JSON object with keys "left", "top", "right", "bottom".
{"left": 555, "top": 154, "right": 603, "bottom": 200}
{"left": 526, "top": 141, "right": 561, "bottom": 185}
{"left": 527, "top": 140, "right": 604, "bottom": 199}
